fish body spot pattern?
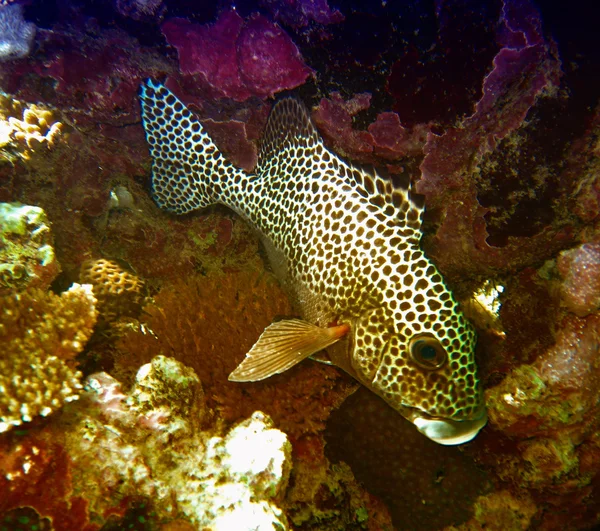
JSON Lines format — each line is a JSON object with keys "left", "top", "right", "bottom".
{"left": 139, "top": 80, "right": 487, "bottom": 445}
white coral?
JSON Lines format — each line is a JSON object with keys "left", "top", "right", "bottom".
{"left": 69, "top": 357, "right": 291, "bottom": 529}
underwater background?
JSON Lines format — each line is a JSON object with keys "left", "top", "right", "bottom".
{"left": 0, "top": 0, "right": 599, "bottom": 529}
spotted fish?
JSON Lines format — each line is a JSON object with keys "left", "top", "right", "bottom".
{"left": 139, "top": 79, "right": 487, "bottom": 445}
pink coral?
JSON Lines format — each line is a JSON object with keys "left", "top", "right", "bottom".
{"left": 161, "top": 10, "right": 312, "bottom": 102}
{"left": 312, "top": 92, "right": 374, "bottom": 161}
{"left": 415, "top": 0, "right": 565, "bottom": 278}
{"left": 1, "top": 25, "right": 172, "bottom": 127}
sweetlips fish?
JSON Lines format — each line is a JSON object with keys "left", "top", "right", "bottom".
{"left": 139, "top": 79, "right": 487, "bottom": 445}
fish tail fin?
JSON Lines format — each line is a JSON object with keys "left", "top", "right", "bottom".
{"left": 139, "top": 79, "right": 244, "bottom": 214}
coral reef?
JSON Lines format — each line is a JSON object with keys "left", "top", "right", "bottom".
{"left": 1, "top": 356, "right": 293, "bottom": 530}
{"left": 0, "top": 283, "right": 97, "bottom": 433}
{"left": 0, "top": 4, "right": 35, "bottom": 62}
{"left": 556, "top": 243, "right": 600, "bottom": 316}
{"left": 0, "top": 0, "right": 598, "bottom": 528}
{"left": 416, "top": 0, "right": 565, "bottom": 279}
{"left": 114, "top": 0, "right": 165, "bottom": 22}
{"left": 115, "top": 270, "right": 357, "bottom": 438}
{"left": 260, "top": 0, "right": 344, "bottom": 30}
{"left": 0, "top": 202, "right": 60, "bottom": 294}
{"left": 445, "top": 490, "right": 537, "bottom": 531}
{"left": 326, "top": 388, "right": 491, "bottom": 530}
{"left": 470, "top": 256, "right": 600, "bottom": 529}
{"left": 74, "top": 357, "right": 292, "bottom": 529}
{"left": 79, "top": 258, "right": 145, "bottom": 323}
{"left": 0, "top": 93, "right": 63, "bottom": 160}
{"left": 312, "top": 92, "right": 428, "bottom": 164}
{"left": 162, "top": 9, "right": 312, "bottom": 101}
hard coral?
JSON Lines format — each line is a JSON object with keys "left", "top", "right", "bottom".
{"left": 79, "top": 258, "right": 145, "bottom": 323}
{"left": 0, "top": 283, "right": 97, "bottom": 433}
{"left": 286, "top": 439, "right": 394, "bottom": 530}
{"left": 445, "top": 490, "right": 537, "bottom": 531}
{"left": 0, "top": 202, "right": 59, "bottom": 295}
{"left": 67, "top": 357, "right": 291, "bottom": 529}
{"left": 0, "top": 93, "right": 62, "bottom": 159}
{"left": 115, "top": 270, "right": 356, "bottom": 438}
{"left": 486, "top": 312, "right": 600, "bottom": 438}
{"left": 326, "top": 388, "right": 491, "bottom": 530}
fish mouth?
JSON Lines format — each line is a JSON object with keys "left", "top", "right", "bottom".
{"left": 408, "top": 407, "right": 488, "bottom": 446}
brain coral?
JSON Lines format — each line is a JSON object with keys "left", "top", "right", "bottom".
{"left": 0, "top": 283, "right": 97, "bottom": 433}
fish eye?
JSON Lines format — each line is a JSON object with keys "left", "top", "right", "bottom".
{"left": 409, "top": 334, "right": 447, "bottom": 370}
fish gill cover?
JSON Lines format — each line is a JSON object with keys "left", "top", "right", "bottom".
{"left": 0, "top": 0, "right": 599, "bottom": 530}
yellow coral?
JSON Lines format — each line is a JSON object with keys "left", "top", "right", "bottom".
{"left": 0, "top": 93, "right": 63, "bottom": 159}
{"left": 0, "top": 283, "right": 97, "bottom": 433}
{"left": 80, "top": 258, "right": 145, "bottom": 322}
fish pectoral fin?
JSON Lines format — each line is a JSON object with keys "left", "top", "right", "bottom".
{"left": 228, "top": 319, "right": 349, "bottom": 382}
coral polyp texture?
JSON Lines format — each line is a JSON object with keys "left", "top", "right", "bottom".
{"left": 79, "top": 258, "right": 145, "bottom": 322}
{"left": 0, "top": 93, "right": 62, "bottom": 158}
{"left": 0, "top": 202, "right": 60, "bottom": 294}
{"left": 0, "top": 283, "right": 97, "bottom": 433}
{"left": 115, "top": 270, "right": 357, "bottom": 438}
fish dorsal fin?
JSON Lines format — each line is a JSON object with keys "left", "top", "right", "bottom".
{"left": 340, "top": 160, "right": 425, "bottom": 231}
{"left": 256, "top": 96, "right": 424, "bottom": 232}
{"left": 257, "top": 98, "right": 324, "bottom": 176}
{"left": 228, "top": 319, "right": 349, "bottom": 382}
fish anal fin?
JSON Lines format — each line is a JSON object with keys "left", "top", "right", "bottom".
{"left": 309, "top": 350, "right": 335, "bottom": 366}
{"left": 228, "top": 319, "right": 349, "bottom": 382}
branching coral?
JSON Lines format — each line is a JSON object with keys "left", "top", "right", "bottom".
{"left": 0, "top": 92, "right": 63, "bottom": 159}
{"left": 115, "top": 270, "right": 357, "bottom": 438}
{"left": 0, "top": 202, "right": 60, "bottom": 295}
{"left": 0, "top": 283, "right": 97, "bottom": 433}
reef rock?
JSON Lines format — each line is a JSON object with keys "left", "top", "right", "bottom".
{"left": 0, "top": 202, "right": 60, "bottom": 294}
{"left": 68, "top": 356, "right": 291, "bottom": 529}
{"left": 557, "top": 243, "right": 600, "bottom": 317}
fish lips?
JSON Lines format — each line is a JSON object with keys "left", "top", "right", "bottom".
{"left": 411, "top": 407, "right": 488, "bottom": 446}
